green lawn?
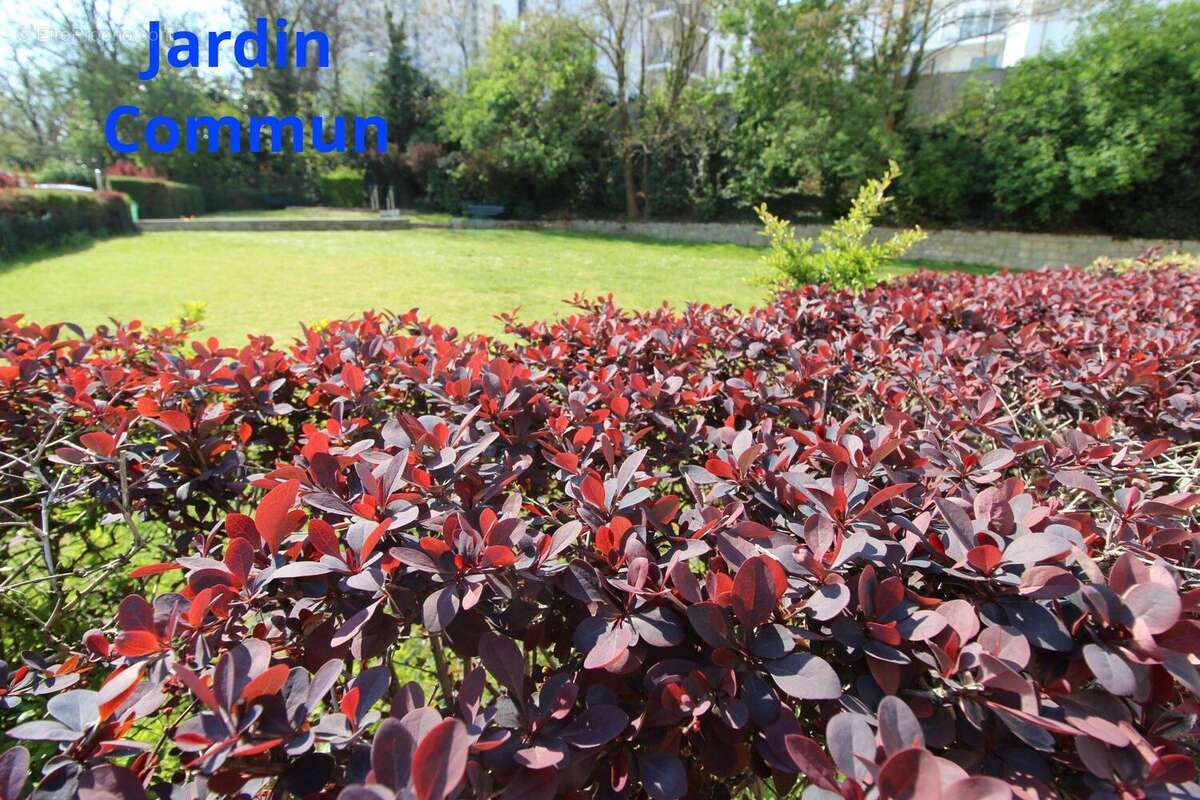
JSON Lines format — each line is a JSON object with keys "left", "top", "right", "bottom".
{"left": 0, "top": 229, "right": 991, "bottom": 343}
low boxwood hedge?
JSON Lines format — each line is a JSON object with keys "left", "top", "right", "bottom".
{"left": 318, "top": 165, "right": 365, "bottom": 207}
{"left": 106, "top": 175, "right": 205, "bottom": 218}
{"left": 0, "top": 188, "right": 135, "bottom": 259}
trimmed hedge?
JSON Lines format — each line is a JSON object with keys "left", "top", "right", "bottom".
{"left": 0, "top": 189, "right": 135, "bottom": 260}
{"left": 106, "top": 175, "right": 205, "bottom": 219}
{"left": 317, "top": 165, "right": 365, "bottom": 207}
{"left": 203, "top": 184, "right": 315, "bottom": 212}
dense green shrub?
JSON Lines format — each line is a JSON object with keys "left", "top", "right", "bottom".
{"left": 0, "top": 189, "right": 135, "bottom": 259}
{"left": 317, "top": 166, "right": 365, "bottom": 207}
{"left": 106, "top": 176, "right": 204, "bottom": 218}
{"left": 948, "top": 1, "right": 1200, "bottom": 236}
{"left": 424, "top": 151, "right": 468, "bottom": 212}
{"left": 756, "top": 161, "right": 925, "bottom": 290}
{"left": 201, "top": 173, "right": 316, "bottom": 212}
{"left": 34, "top": 160, "right": 95, "bottom": 188}
{"left": 894, "top": 122, "right": 995, "bottom": 227}
{"left": 442, "top": 14, "right": 611, "bottom": 214}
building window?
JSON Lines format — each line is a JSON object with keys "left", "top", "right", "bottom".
{"left": 969, "top": 53, "right": 1001, "bottom": 69}
{"left": 959, "top": 7, "right": 1011, "bottom": 40}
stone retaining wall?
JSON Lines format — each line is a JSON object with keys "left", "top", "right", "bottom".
{"left": 140, "top": 216, "right": 1200, "bottom": 271}
{"left": 456, "top": 219, "right": 1199, "bottom": 271}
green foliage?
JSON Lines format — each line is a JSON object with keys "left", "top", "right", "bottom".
{"left": 34, "top": 160, "right": 95, "bottom": 188}
{"left": 0, "top": 189, "right": 134, "bottom": 260}
{"left": 720, "top": 0, "right": 898, "bottom": 215}
{"left": 895, "top": 122, "right": 995, "bottom": 226}
{"left": 756, "top": 162, "right": 926, "bottom": 291}
{"left": 442, "top": 15, "right": 611, "bottom": 209}
{"left": 976, "top": 0, "right": 1200, "bottom": 234}
{"left": 638, "top": 85, "right": 734, "bottom": 220}
{"left": 174, "top": 300, "right": 209, "bottom": 328}
{"left": 107, "top": 177, "right": 205, "bottom": 219}
{"left": 318, "top": 166, "right": 365, "bottom": 207}
{"left": 373, "top": 12, "right": 439, "bottom": 149}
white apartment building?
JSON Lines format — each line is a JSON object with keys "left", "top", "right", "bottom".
{"left": 913, "top": 0, "right": 1090, "bottom": 75}
{"left": 356, "top": 0, "right": 1104, "bottom": 94}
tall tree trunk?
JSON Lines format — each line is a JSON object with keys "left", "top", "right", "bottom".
{"left": 617, "top": 78, "right": 638, "bottom": 220}
{"left": 622, "top": 139, "right": 638, "bottom": 220}
{"left": 639, "top": 147, "right": 650, "bottom": 219}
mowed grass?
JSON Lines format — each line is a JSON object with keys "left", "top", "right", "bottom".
{"left": 0, "top": 228, "right": 992, "bottom": 343}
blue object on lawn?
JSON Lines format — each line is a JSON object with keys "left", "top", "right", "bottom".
{"left": 462, "top": 204, "right": 505, "bottom": 218}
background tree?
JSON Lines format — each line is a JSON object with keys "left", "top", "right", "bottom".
{"left": 979, "top": 0, "right": 1200, "bottom": 233}
{"left": 579, "top": 0, "right": 643, "bottom": 219}
{"left": 373, "top": 9, "right": 438, "bottom": 149}
{"left": 720, "top": 0, "right": 895, "bottom": 216}
{"left": 442, "top": 14, "right": 610, "bottom": 212}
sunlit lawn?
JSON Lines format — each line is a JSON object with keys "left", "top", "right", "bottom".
{"left": 0, "top": 228, "right": 992, "bottom": 343}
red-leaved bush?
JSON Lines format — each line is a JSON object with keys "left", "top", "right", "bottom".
{"left": 1, "top": 263, "right": 1199, "bottom": 800}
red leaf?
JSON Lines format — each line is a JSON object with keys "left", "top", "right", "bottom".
{"left": 342, "top": 363, "right": 365, "bottom": 394}
{"left": 225, "top": 512, "right": 261, "bottom": 547}
{"left": 241, "top": 664, "right": 290, "bottom": 703}
{"left": 878, "top": 748, "right": 944, "bottom": 800}
{"left": 731, "top": 555, "right": 785, "bottom": 628}
{"left": 340, "top": 687, "right": 361, "bottom": 726}
{"left": 255, "top": 479, "right": 301, "bottom": 553}
{"left": 307, "top": 518, "right": 341, "bottom": 558}
{"left": 230, "top": 738, "right": 285, "bottom": 757}
{"left": 80, "top": 431, "right": 116, "bottom": 457}
{"left": 223, "top": 538, "right": 255, "bottom": 585}
{"left": 129, "top": 562, "right": 180, "bottom": 579}
{"left": 171, "top": 662, "right": 221, "bottom": 713}
{"left": 967, "top": 544, "right": 1002, "bottom": 576}
{"left": 552, "top": 452, "right": 579, "bottom": 473}
{"left": 113, "top": 630, "right": 162, "bottom": 657}
{"left": 580, "top": 472, "right": 606, "bottom": 509}
{"left": 157, "top": 410, "right": 192, "bottom": 433}
{"left": 361, "top": 518, "right": 391, "bottom": 564}
{"left": 413, "top": 719, "right": 470, "bottom": 800}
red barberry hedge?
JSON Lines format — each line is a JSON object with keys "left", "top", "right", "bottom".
{"left": 1, "top": 262, "right": 1199, "bottom": 800}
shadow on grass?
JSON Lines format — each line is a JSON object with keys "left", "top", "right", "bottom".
{"left": 459, "top": 227, "right": 761, "bottom": 252}
{"left": 0, "top": 231, "right": 141, "bottom": 274}
{"left": 459, "top": 228, "right": 1002, "bottom": 272}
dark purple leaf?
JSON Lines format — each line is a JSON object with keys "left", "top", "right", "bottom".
{"left": 877, "top": 696, "right": 924, "bottom": 755}
{"left": 731, "top": 555, "right": 782, "bottom": 628}
{"left": 826, "top": 712, "right": 875, "bottom": 782}
{"left": 371, "top": 718, "right": 415, "bottom": 791}
{"left": 685, "top": 602, "right": 731, "bottom": 648}
{"left": 76, "top": 766, "right": 146, "bottom": 800}
{"left": 422, "top": 586, "right": 460, "bottom": 634}
{"left": 763, "top": 653, "right": 841, "bottom": 700}
{"left": 47, "top": 690, "right": 99, "bottom": 733}
{"left": 560, "top": 705, "right": 628, "bottom": 748}
{"left": 1123, "top": 583, "right": 1181, "bottom": 635}
{"left": 583, "top": 624, "right": 634, "bottom": 670}
{"left": 1082, "top": 644, "right": 1136, "bottom": 696}
{"left": 479, "top": 632, "right": 525, "bottom": 698}
{"left": 783, "top": 734, "right": 837, "bottom": 790}
{"left": 640, "top": 752, "right": 687, "bottom": 800}
{"left": 0, "top": 746, "right": 28, "bottom": 800}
